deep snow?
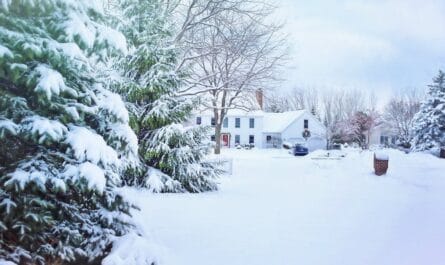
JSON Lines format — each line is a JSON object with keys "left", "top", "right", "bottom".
{"left": 122, "top": 148, "right": 445, "bottom": 265}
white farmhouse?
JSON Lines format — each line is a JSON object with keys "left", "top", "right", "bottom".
{"left": 367, "top": 123, "right": 399, "bottom": 147}
{"left": 189, "top": 109, "right": 327, "bottom": 151}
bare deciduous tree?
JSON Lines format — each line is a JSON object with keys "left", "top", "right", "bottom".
{"left": 264, "top": 89, "right": 291, "bottom": 112}
{"left": 264, "top": 86, "right": 321, "bottom": 116}
{"left": 320, "top": 88, "right": 379, "bottom": 147}
{"left": 321, "top": 89, "right": 343, "bottom": 147}
{"left": 175, "top": 1, "right": 287, "bottom": 154}
{"left": 384, "top": 89, "right": 421, "bottom": 147}
{"left": 170, "top": 0, "right": 274, "bottom": 70}
{"left": 266, "top": 87, "right": 376, "bottom": 147}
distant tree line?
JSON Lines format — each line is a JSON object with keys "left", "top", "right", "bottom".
{"left": 264, "top": 85, "right": 426, "bottom": 149}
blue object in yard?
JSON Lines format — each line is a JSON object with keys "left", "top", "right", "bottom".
{"left": 293, "top": 144, "right": 309, "bottom": 156}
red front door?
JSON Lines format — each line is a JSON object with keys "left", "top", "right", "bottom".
{"left": 221, "top": 134, "right": 230, "bottom": 147}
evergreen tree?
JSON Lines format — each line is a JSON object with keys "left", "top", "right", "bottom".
{"left": 0, "top": 1, "right": 138, "bottom": 264}
{"left": 411, "top": 70, "right": 445, "bottom": 154}
{"left": 116, "top": 0, "right": 220, "bottom": 192}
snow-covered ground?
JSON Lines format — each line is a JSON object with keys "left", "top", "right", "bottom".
{"left": 123, "top": 148, "right": 445, "bottom": 265}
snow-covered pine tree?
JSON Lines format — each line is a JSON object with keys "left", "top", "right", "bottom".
{"left": 116, "top": 0, "right": 220, "bottom": 192}
{"left": 411, "top": 70, "right": 445, "bottom": 154}
{"left": 0, "top": 1, "right": 139, "bottom": 264}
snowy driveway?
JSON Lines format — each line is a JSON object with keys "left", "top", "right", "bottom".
{"left": 127, "top": 149, "right": 445, "bottom": 265}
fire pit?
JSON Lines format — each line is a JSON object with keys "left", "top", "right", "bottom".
{"left": 374, "top": 152, "right": 389, "bottom": 176}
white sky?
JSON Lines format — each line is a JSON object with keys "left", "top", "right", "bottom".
{"left": 275, "top": 0, "right": 445, "bottom": 104}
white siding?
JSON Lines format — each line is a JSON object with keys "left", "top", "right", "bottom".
{"left": 191, "top": 114, "right": 264, "bottom": 148}
{"left": 188, "top": 110, "right": 326, "bottom": 150}
{"left": 281, "top": 112, "right": 326, "bottom": 141}
{"left": 280, "top": 112, "right": 326, "bottom": 151}
{"left": 368, "top": 125, "right": 398, "bottom": 146}
{"left": 307, "top": 136, "right": 326, "bottom": 151}
{"left": 262, "top": 133, "right": 282, "bottom": 148}
{"left": 369, "top": 127, "right": 382, "bottom": 146}
{"left": 222, "top": 116, "right": 264, "bottom": 148}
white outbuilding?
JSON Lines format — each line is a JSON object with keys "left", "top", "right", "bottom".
{"left": 189, "top": 109, "right": 327, "bottom": 151}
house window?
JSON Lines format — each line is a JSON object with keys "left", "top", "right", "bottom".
{"left": 266, "top": 135, "right": 272, "bottom": 142}
{"left": 235, "top": 118, "right": 240, "bottom": 128}
{"left": 249, "top": 118, "right": 255, "bottom": 128}
{"left": 380, "top": 136, "right": 385, "bottom": 144}
{"left": 211, "top": 117, "right": 216, "bottom": 126}
{"left": 304, "top": 119, "right": 309, "bottom": 129}
{"left": 196, "top": 117, "right": 201, "bottom": 125}
{"left": 223, "top": 117, "right": 228, "bottom": 128}
{"left": 211, "top": 135, "right": 216, "bottom": 141}
{"left": 249, "top": 135, "right": 254, "bottom": 144}
{"left": 235, "top": 135, "right": 240, "bottom": 144}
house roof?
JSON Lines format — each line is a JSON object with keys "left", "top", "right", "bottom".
{"left": 194, "top": 109, "right": 264, "bottom": 117}
{"left": 263, "top": 110, "right": 306, "bottom": 133}
{"left": 225, "top": 109, "right": 264, "bottom": 117}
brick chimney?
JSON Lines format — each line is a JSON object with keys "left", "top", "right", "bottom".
{"left": 255, "top": 89, "right": 264, "bottom": 110}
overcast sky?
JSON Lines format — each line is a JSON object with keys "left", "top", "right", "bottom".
{"left": 276, "top": 0, "right": 445, "bottom": 104}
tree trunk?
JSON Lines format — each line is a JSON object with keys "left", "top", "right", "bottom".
{"left": 214, "top": 123, "right": 222, "bottom": 154}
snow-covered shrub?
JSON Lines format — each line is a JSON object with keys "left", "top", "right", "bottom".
{"left": 0, "top": 1, "right": 139, "bottom": 264}
{"left": 411, "top": 70, "right": 445, "bottom": 155}
{"left": 114, "top": 0, "right": 221, "bottom": 192}
{"left": 102, "top": 232, "right": 163, "bottom": 265}
{"left": 144, "top": 125, "right": 222, "bottom": 192}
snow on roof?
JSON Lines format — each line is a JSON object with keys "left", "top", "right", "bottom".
{"left": 226, "top": 109, "right": 264, "bottom": 117}
{"left": 194, "top": 109, "right": 264, "bottom": 117}
{"left": 263, "top": 110, "right": 306, "bottom": 133}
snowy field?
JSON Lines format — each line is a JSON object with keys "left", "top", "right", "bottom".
{"left": 123, "top": 148, "right": 445, "bottom": 265}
